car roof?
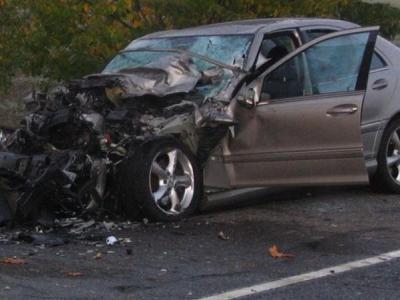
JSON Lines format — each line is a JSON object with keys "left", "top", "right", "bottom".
{"left": 139, "top": 18, "right": 358, "bottom": 39}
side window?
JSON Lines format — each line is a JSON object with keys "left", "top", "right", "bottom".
{"left": 370, "top": 52, "right": 387, "bottom": 70}
{"left": 256, "top": 33, "right": 298, "bottom": 68}
{"left": 262, "top": 32, "right": 370, "bottom": 100}
{"left": 261, "top": 54, "right": 308, "bottom": 100}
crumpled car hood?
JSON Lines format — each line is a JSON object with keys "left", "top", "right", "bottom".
{"left": 75, "top": 54, "right": 202, "bottom": 98}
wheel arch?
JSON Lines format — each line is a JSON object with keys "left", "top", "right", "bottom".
{"left": 376, "top": 112, "right": 400, "bottom": 154}
{"left": 365, "top": 112, "right": 400, "bottom": 177}
{"left": 370, "top": 114, "right": 400, "bottom": 192}
{"left": 138, "top": 133, "right": 197, "bottom": 157}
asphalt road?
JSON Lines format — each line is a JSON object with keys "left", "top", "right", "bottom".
{"left": 1, "top": 186, "right": 400, "bottom": 299}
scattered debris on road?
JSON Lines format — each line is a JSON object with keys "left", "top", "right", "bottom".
{"left": 0, "top": 215, "right": 144, "bottom": 253}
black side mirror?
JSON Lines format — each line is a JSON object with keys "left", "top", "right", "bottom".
{"left": 237, "top": 88, "right": 256, "bottom": 108}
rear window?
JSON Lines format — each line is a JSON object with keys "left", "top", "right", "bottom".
{"left": 370, "top": 52, "right": 387, "bottom": 70}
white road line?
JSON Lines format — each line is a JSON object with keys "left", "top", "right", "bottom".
{"left": 198, "top": 249, "right": 400, "bottom": 300}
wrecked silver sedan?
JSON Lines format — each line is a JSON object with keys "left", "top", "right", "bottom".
{"left": 1, "top": 18, "right": 400, "bottom": 222}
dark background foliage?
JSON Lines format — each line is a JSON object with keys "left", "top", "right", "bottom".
{"left": 0, "top": 0, "right": 399, "bottom": 91}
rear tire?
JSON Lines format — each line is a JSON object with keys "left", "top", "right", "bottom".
{"left": 121, "top": 139, "right": 201, "bottom": 222}
{"left": 371, "top": 118, "right": 400, "bottom": 193}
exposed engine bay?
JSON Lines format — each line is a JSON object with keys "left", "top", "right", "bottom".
{"left": 0, "top": 53, "right": 239, "bottom": 223}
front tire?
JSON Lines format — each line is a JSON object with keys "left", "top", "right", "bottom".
{"left": 372, "top": 118, "right": 400, "bottom": 193}
{"left": 122, "top": 139, "right": 201, "bottom": 222}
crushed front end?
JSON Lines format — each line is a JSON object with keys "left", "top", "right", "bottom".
{"left": 0, "top": 51, "right": 242, "bottom": 224}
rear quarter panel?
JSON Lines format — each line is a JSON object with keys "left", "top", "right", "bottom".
{"left": 362, "top": 37, "right": 400, "bottom": 162}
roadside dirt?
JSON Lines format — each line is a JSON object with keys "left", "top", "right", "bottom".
{"left": 0, "top": 77, "right": 40, "bottom": 129}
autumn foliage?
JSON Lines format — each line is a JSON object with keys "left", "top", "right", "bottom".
{"left": 0, "top": 0, "right": 399, "bottom": 91}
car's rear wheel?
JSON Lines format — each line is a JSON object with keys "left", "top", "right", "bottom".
{"left": 122, "top": 139, "right": 201, "bottom": 221}
{"left": 371, "top": 119, "right": 400, "bottom": 193}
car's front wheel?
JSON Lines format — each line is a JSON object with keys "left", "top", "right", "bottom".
{"left": 122, "top": 139, "right": 201, "bottom": 221}
{"left": 372, "top": 118, "right": 400, "bottom": 193}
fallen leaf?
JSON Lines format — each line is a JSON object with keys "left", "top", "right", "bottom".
{"left": 1, "top": 257, "right": 26, "bottom": 265}
{"left": 268, "top": 245, "right": 294, "bottom": 259}
{"left": 218, "top": 231, "right": 230, "bottom": 240}
{"left": 94, "top": 252, "right": 102, "bottom": 260}
{"left": 66, "top": 272, "right": 84, "bottom": 277}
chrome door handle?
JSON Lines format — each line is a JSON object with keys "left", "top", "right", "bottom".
{"left": 372, "top": 79, "right": 388, "bottom": 90}
{"left": 327, "top": 104, "right": 358, "bottom": 116}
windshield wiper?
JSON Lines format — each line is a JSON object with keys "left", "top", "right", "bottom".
{"left": 120, "top": 48, "right": 248, "bottom": 74}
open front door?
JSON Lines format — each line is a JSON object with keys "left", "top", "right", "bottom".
{"left": 224, "top": 27, "right": 379, "bottom": 187}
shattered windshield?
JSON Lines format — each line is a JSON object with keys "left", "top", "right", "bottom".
{"left": 128, "top": 35, "right": 253, "bottom": 68}
{"left": 103, "top": 35, "right": 253, "bottom": 99}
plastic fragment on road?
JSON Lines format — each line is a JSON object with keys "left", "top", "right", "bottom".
{"left": 106, "top": 236, "right": 118, "bottom": 245}
{"left": 218, "top": 231, "right": 230, "bottom": 240}
{"left": 268, "top": 245, "right": 294, "bottom": 259}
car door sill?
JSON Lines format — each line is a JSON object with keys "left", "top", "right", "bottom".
{"left": 224, "top": 148, "right": 363, "bottom": 163}
{"left": 203, "top": 187, "right": 270, "bottom": 208}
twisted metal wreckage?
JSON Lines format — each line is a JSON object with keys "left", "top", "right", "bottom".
{"left": 0, "top": 51, "right": 243, "bottom": 224}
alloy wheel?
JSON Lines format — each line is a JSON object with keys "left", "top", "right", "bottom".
{"left": 149, "top": 147, "right": 194, "bottom": 215}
